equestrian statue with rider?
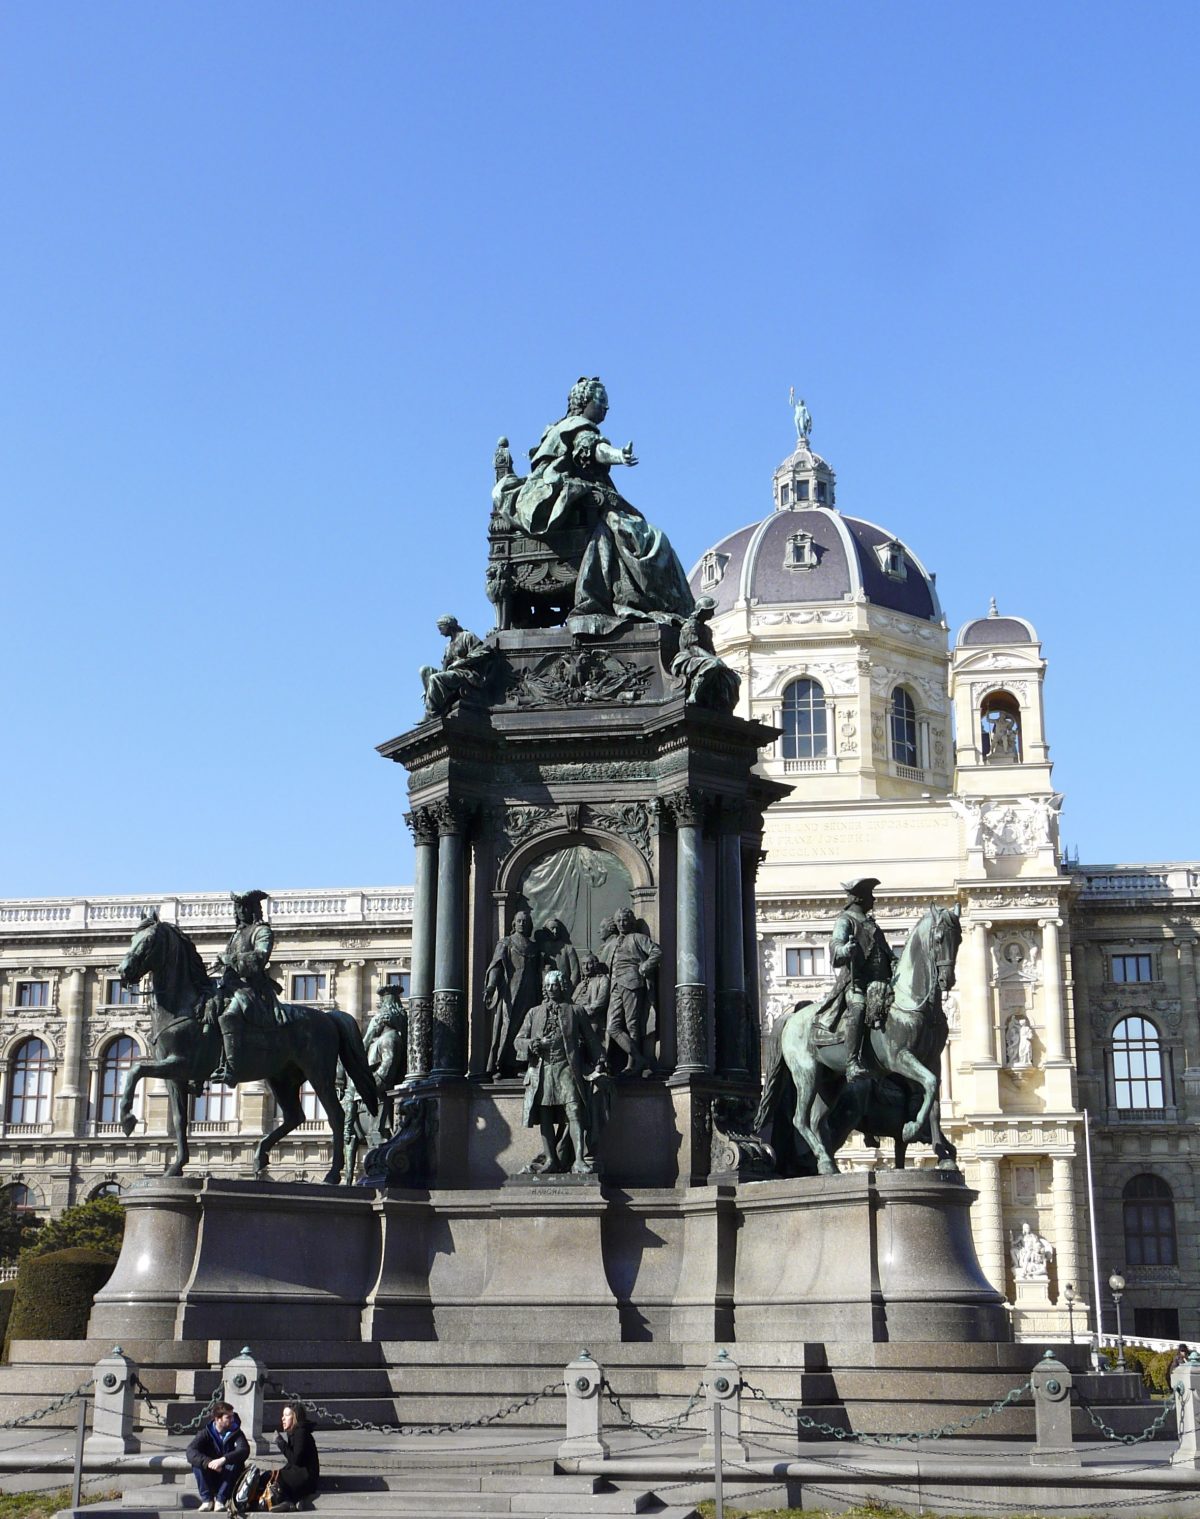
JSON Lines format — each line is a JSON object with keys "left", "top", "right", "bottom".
{"left": 811, "top": 877, "right": 895, "bottom": 1081}
{"left": 209, "top": 888, "right": 285, "bottom": 1087}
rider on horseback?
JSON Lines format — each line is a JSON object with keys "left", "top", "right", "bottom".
{"left": 815, "top": 877, "right": 894, "bottom": 1081}
{"left": 209, "top": 889, "right": 282, "bottom": 1085}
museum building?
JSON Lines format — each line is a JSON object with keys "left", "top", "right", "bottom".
{"left": 0, "top": 420, "right": 1195, "bottom": 1341}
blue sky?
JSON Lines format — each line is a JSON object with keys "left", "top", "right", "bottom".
{"left": 2, "top": 2, "right": 1197, "bottom": 896}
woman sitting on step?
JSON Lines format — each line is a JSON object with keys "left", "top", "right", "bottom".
{"left": 270, "top": 1403, "right": 320, "bottom": 1511}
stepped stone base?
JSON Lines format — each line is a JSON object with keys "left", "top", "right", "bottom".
{"left": 88, "top": 1169, "right": 1007, "bottom": 1346}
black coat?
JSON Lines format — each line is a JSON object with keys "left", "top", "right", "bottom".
{"left": 186, "top": 1419, "right": 249, "bottom": 1472}
{"left": 275, "top": 1424, "right": 320, "bottom": 1497}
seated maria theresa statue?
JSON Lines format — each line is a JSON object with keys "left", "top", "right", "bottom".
{"left": 494, "top": 376, "right": 695, "bottom": 632}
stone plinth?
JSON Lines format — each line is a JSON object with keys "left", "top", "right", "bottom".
{"left": 736, "top": 1170, "right": 1010, "bottom": 1343}
{"left": 91, "top": 1169, "right": 1009, "bottom": 1348}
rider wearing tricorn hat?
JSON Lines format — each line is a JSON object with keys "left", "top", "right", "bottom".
{"left": 210, "top": 888, "right": 282, "bottom": 1085}
{"left": 813, "top": 877, "right": 895, "bottom": 1081}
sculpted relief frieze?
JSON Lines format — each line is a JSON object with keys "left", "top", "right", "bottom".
{"left": 752, "top": 608, "right": 851, "bottom": 629}
{"left": 759, "top": 659, "right": 857, "bottom": 699}
{"left": 869, "top": 664, "right": 946, "bottom": 709}
{"left": 950, "top": 796, "right": 1061, "bottom": 859}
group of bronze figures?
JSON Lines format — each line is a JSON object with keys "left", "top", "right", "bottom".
{"left": 485, "top": 904, "right": 662, "bottom": 1177}
{"left": 111, "top": 874, "right": 961, "bottom": 1185}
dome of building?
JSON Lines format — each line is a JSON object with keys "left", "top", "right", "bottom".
{"left": 689, "top": 505, "right": 942, "bottom": 622}
{"left": 689, "top": 425, "right": 942, "bottom": 623}
{"left": 956, "top": 600, "right": 1037, "bottom": 647}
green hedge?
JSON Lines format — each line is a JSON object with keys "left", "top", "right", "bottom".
{"left": 0, "top": 1282, "right": 16, "bottom": 1358}
{"left": 1103, "top": 1343, "right": 1176, "bottom": 1393}
{"left": 5, "top": 1248, "right": 116, "bottom": 1349}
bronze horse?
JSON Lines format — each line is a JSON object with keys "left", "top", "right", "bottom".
{"left": 117, "top": 912, "right": 378, "bottom": 1183}
{"left": 758, "top": 903, "right": 962, "bottom": 1174}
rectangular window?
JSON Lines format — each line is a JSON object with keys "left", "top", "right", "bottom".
{"left": 15, "top": 981, "right": 49, "bottom": 1009}
{"left": 1111, "top": 954, "right": 1154, "bottom": 983}
{"left": 816, "top": 480, "right": 827, "bottom": 501}
{"left": 105, "top": 978, "right": 139, "bottom": 1006}
{"left": 291, "top": 974, "right": 327, "bottom": 1002}
{"left": 779, "top": 483, "right": 790, "bottom": 505}
{"left": 299, "top": 1082, "right": 322, "bottom": 1122}
{"left": 384, "top": 971, "right": 411, "bottom": 996}
{"left": 785, "top": 947, "right": 824, "bottom": 978}
{"left": 797, "top": 481, "right": 810, "bottom": 501}
{"left": 193, "top": 1082, "right": 235, "bottom": 1124}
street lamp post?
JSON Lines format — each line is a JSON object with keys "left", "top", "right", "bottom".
{"left": 1109, "top": 1270, "right": 1127, "bottom": 1372}
{"left": 1064, "top": 1282, "right": 1076, "bottom": 1346}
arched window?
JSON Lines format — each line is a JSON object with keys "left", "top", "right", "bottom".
{"left": 90, "top": 1182, "right": 121, "bottom": 1200}
{"left": 1123, "top": 1173, "right": 1177, "bottom": 1267}
{"left": 7, "top": 1039, "right": 52, "bottom": 1125}
{"left": 1111, "top": 1016, "right": 1167, "bottom": 1110}
{"left": 890, "top": 687, "right": 918, "bottom": 767}
{"left": 192, "top": 1081, "right": 236, "bottom": 1124}
{"left": 7, "top": 1183, "right": 40, "bottom": 1216}
{"left": 98, "top": 1037, "right": 138, "bottom": 1125}
{"left": 781, "top": 679, "right": 828, "bottom": 761}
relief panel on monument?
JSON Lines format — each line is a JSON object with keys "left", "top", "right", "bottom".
{"left": 516, "top": 844, "right": 635, "bottom": 961}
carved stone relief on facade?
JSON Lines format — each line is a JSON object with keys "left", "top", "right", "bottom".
{"left": 759, "top": 660, "right": 857, "bottom": 699}
{"left": 498, "top": 804, "right": 560, "bottom": 850}
{"left": 869, "top": 664, "right": 945, "bottom": 709}
{"left": 752, "top": 608, "right": 851, "bottom": 628}
{"left": 993, "top": 932, "right": 1041, "bottom": 984}
{"left": 1090, "top": 993, "right": 1183, "bottom": 1036}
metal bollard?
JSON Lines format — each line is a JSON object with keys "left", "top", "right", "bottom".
{"left": 1030, "top": 1349, "right": 1080, "bottom": 1466}
{"left": 85, "top": 1345, "right": 139, "bottom": 1455}
{"left": 223, "top": 1346, "right": 270, "bottom": 1455}
{"left": 561, "top": 1350, "right": 609, "bottom": 1460}
{"left": 1170, "top": 1349, "right": 1200, "bottom": 1467}
{"left": 701, "top": 1347, "right": 748, "bottom": 1462}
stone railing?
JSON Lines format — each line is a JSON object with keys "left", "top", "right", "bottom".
{"left": 1073, "top": 865, "right": 1200, "bottom": 900}
{"left": 0, "top": 888, "right": 414, "bottom": 936}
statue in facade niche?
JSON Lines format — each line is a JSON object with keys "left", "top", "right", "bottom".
{"left": 516, "top": 970, "right": 608, "bottom": 1176}
{"left": 601, "top": 906, "right": 661, "bottom": 1077}
{"left": 484, "top": 909, "right": 544, "bottom": 1078}
{"left": 420, "top": 615, "right": 494, "bottom": 717}
{"left": 1004, "top": 1014, "right": 1034, "bottom": 1068}
{"left": 986, "top": 711, "right": 1019, "bottom": 763}
{"left": 497, "top": 377, "right": 694, "bottom": 630}
{"left": 671, "top": 597, "right": 741, "bottom": 713}
{"left": 1010, "top": 1219, "right": 1054, "bottom": 1280}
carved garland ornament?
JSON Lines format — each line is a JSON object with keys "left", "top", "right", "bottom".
{"left": 587, "top": 801, "right": 653, "bottom": 861}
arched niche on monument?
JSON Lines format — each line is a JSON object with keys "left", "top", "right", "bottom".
{"left": 496, "top": 829, "right": 651, "bottom": 963}
{"left": 980, "top": 688, "right": 1021, "bottom": 765}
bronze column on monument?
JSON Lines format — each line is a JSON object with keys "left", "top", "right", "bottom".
{"left": 431, "top": 798, "right": 472, "bottom": 1079}
{"left": 666, "top": 786, "right": 712, "bottom": 1078}
{"left": 715, "top": 798, "right": 750, "bottom": 1080}
{"left": 404, "top": 806, "right": 439, "bottom": 1081}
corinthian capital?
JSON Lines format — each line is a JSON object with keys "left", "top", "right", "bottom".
{"left": 661, "top": 786, "right": 710, "bottom": 829}
{"left": 404, "top": 807, "right": 440, "bottom": 846}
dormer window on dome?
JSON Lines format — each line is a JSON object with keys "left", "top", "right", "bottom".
{"left": 785, "top": 531, "right": 817, "bottom": 571}
{"left": 700, "top": 550, "right": 729, "bottom": 590}
{"left": 876, "top": 538, "right": 907, "bottom": 580}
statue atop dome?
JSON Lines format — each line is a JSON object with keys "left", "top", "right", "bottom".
{"left": 789, "top": 386, "right": 813, "bottom": 444}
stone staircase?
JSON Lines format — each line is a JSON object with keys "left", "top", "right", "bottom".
{"left": 52, "top": 1472, "right": 701, "bottom": 1519}
{"left": 0, "top": 1335, "right": 1158, "bottom": 1440}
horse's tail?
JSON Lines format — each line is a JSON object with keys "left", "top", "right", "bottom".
{"left": 754, "top": 1011, "right": 797, "bottom": 1132}
{"left": 334, "top": 1011, "right": 379, "bottom": 1115}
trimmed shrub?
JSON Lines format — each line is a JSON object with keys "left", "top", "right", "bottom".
{"left": 5, "top": 1248, "right": 116, "bottom": 1348}
{"left": 0, "top": 1281, "right": 16, "bottom": 1357}
{"left": 20, "top": 1196, "right": 124, "bottom": 1261}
